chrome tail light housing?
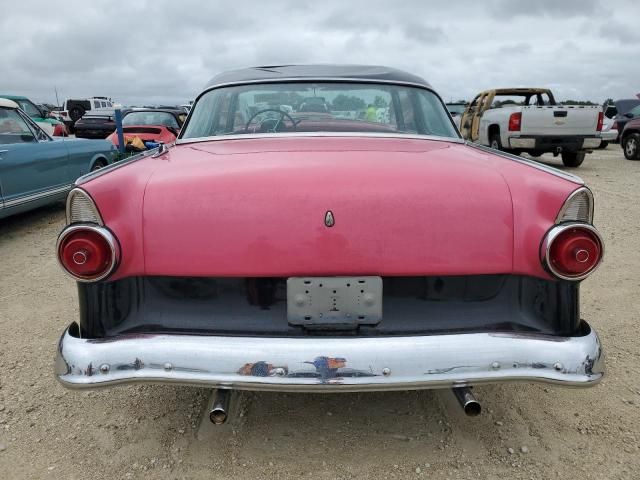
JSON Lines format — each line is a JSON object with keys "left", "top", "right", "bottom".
{"left": 541, "top": 223, "right": 604, "bottom": 281}
{"left": 57, "top": 225, "right": 120, "bottom": 282}
{"left": 58, "top": 188, "right": 119, "bottom": 282}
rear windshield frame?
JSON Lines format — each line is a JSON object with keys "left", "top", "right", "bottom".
{"left": 177, "top": 79, "right": 461, "bottom": 143}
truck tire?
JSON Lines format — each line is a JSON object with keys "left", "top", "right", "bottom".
{"left": 489, "top": 134, "right": 502, "bottom": 151}
{"left": 623, "top": 133, "right": 640, "bottom": 160}
{"left": 70, "top": 106, "right": 85, "bottom": 123}
{"left": 598, "top": 141, "right": 608, "bottom": 149}
{"left": 561, "top": 151, "right": 586, "bottom": 167}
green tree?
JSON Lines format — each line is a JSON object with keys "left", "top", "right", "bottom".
{"left": 373, "top": 96, "right": 388, "bottom": 108}
{"left": 331, "top": 94, "right": 366, "bottom": 111}
{"left": 562, "top": 100, "right": 597, "bottom": 105}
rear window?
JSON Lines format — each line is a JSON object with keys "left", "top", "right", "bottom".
{"left": 123, "top": 111, "right": 180, "bottom": 128}
{"left": 65, "top": 100, "right": 91, "bottom": 110}
{"left": 182, "top": 82, "right": 458, "bottom": 140}
{"left": 614, "top": 99, "right": 640, "bottom": 115}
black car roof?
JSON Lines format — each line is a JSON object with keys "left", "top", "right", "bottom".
{"left": 204, "top": 65, "right": 431, "bottom": 89}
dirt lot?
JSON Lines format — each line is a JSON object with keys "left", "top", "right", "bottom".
{"left": 0, "top": 146, "right": 639, "bottom": 479}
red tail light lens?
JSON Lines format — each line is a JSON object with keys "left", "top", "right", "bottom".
{"left": 508, "top": 112, "right": 522, "bottom": 131}
{"left": 596, "top": 112, "right": 604, "bottom": 132}
{"left": 57, "top": 226, "right": 119, "bottom": 281}
{"left": 542, "top": 224, "right": 603, "bottom": 280}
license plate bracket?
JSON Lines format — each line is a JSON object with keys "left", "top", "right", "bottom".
{"left": 287, "top": 276, "right": 382, "bottom": 328}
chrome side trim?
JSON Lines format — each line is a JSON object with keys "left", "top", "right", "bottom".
{"left": 55, "top": 324, "right": 604, "bottom": 391}
{"left": 540, "top": 223, "right": 604, "bottom": 281}
{"left": 3, "top": 184, "right": 72, "bottom": 209}
{"left": 555, "top": 186, "right": 594, "bottom": 224}
{"left": 56, "top": 224, "right": 120, "bottom": 282}
{"left": 467, "top": 142, "right": 585, "bottom": 185}
{"left": 75, "top": 147, "right": 161, "bottom": 186}
{"left": 151, "top": 142, "right": 170, "bottom": 157}
{"left": 176, "top": 131, "right": 465, "bottom": 146}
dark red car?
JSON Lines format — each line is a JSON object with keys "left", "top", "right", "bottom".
{"left": 106, "top": 109, "right": 186, "bottom": 147}
{"left": 620, "top": 117, "right": 640, "bottom": 160}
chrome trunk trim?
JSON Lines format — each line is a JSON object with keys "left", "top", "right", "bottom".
{"left": 467, "top": 142, "right": 585, "bottom": 185}
{"left": 175, "top": 131, "right": 465, "bottom": 146}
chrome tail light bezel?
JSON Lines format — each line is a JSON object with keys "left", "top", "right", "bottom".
{"left": 66, "top": 188, "right": 104, "bottom": 226}
{"left": 541, "top": 223, "right": 604, "bottom": 281}
{"left": 56, "top": 224, "right": 121, "bottom": 282}
{"left": 555, "top": 186, "right": 594, "bottom": 224}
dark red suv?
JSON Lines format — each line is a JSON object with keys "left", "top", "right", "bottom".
{"left": 621, "top": 117, "right": 640, "bottom": 160}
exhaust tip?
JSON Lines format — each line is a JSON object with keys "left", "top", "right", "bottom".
{"left": 208, "top": 389, "right": 231, "bottom": 425}
{"left": 209, "top": 408, "right": 228, "bottom": 425}
{"left": 463, "top": 400, "right": 482, "bottom": 417}
{"left": 452, "top": 387, "right": 481, "bottom": 417}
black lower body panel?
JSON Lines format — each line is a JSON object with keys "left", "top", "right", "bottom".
{"left": 77, "top": 275, "right": 580, "bottom": 339}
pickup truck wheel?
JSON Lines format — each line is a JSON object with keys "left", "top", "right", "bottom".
{"left": 598, "top": 141, "right": 608, "bottom": 149}
{"left": 623, "top": 133, "right": 640, "bottom": 160}
{"left": 561, "top": 151, "right": 586, "bottom": 167}
{"left": 489, "top": 134, "right": 502, "bottom": 151}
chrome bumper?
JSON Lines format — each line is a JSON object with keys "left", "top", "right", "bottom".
{"left": 55, "top": 324, "right": 604, "bottom": 392}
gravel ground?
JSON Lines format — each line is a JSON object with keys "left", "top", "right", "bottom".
{"left": 0, "top": 145, "right": 639, "bottom": 479}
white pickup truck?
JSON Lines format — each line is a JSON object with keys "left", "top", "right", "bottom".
{"left": 459, "top": 88, "right": 603, "bottom": 167}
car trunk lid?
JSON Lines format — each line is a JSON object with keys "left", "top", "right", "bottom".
{"left": 140, "top": 137, "right": 514, "bottom": 277}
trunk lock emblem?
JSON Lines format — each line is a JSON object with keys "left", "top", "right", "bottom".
{"left": 324, "top": 210, "right": 335, "bottom": 227}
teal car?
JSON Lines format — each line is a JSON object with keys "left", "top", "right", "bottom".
{"left": 0, "top": 94, "right": 67, "bottom": 136}
{"left": 0, "top": 98, "right": 117, "bottom": 219}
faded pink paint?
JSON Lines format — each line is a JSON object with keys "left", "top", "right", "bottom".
{"left": 83, "top": 136, "right": 580, "bottom": 281}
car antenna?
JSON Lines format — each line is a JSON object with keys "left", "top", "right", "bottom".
{"left": 54, "top": 86, "right": 66, "bottom": 143}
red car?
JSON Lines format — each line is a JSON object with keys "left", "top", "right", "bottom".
{"left": 106, "top": 109, "right": 186, "bottom": 148}
{"left": 55, "top": 65, "right": 604, "bottom": 420}
{"left": 620, "top": 116, "right": 640, "bottom": 160}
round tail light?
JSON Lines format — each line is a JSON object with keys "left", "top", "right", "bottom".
{"left": 57, "top": 226, "right": 119, "bottom": 282}
{"left": 542, "top": 224, "right": 603, "bottom": 280}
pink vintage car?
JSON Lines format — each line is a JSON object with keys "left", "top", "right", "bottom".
{"left": 55, "top": 65, "right": 604, "bottom": 421}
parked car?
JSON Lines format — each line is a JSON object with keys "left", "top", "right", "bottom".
{"left": 0, "top": 98, "right": 116, "bottom": 219}
{"left": 599, "top": 115, "right": 618, "bottom": 148}
{"left": 460, "top": 88, "right": 603, "bottom": 167}
{"left": 620, "top": 117, "right": 640, "bottom": 160}
{"left": 55, "top": 97, "right": 115, "bottom": 131}
{"left": 0, "top": 94, "right": 69, "bottom": 136}
{"left": 54, "top": 65, "right": 604, "bottom": 421}
{"left": 105, "top": 109, "right": 186, "bottom": 147}
{"left": 74, "top": 110, "right": 119, "bottom": 139}
{"left": 607, "top": 99, "right": 640, "bottom": 140}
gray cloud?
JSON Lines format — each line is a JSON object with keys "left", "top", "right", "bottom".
{"left": 0, "top": 0, "right": 637, "bottom": 106}
{"left": 600, "top": 20, "right": 640, "bottom": 43}
{"left": 490, "top": 0, "right": 599, "bottom": 18}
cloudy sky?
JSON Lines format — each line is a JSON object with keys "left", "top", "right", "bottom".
{"left": 1, "top": 0, "right": 638, "bottom": 106}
